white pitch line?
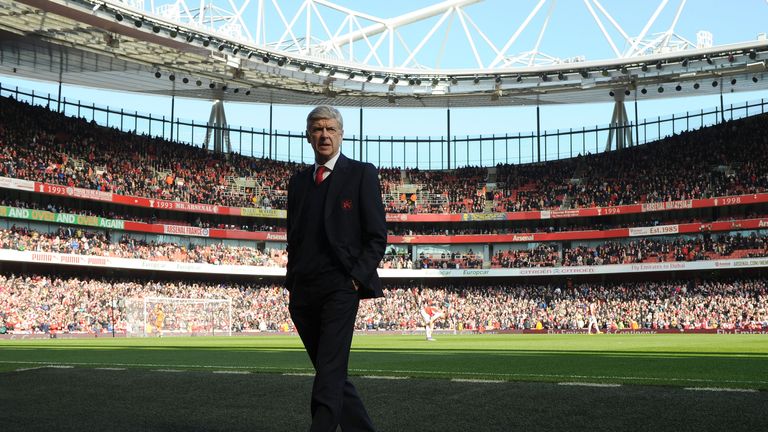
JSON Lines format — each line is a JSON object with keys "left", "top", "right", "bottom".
{"left": 684, "top": 387, "right": 758, "bottom": 393}
{"left": 361, "top": 375, "right": 407, "bottom": 380}
{"left": 213, "top": 370, "right": 251, "bottom": 375}
{"left": 283, "top": 372, "right": 314, "bottom": 377}
{"left": 351, "top": 367, "right": 768, "bottom": 386}
{"left": 14, "top": 365, "right": 72, "bottom": 372}
{"left": 95, "top": 367, "right": 126, "bottom": 371}
{"left": 14, "top": 366, "right": 48, "bottom": 372}
{"left": 452, "top": 378, "right": 504, "bottom": 384}
{"left": 558, "top": 382, "right": 622, "bottom": 388}
{"left": 1, "top": 360, "right": 766, "bottom": 387}
{"left": 152, "top": 369, "right": 185, "bottom": 373}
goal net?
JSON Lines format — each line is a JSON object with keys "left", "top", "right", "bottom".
{"left": 123, "top": 297, "right": 232, "bottom": 337}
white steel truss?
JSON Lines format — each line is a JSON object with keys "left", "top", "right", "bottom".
{"left": 113, "top": 0, "right": 720, "bottom": 71}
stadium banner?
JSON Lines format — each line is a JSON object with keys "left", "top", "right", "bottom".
{"left": 540, "top": 209, "right": 583, "bottom": 219}
{"left": 2, "top": 248, "right": 768, "bottom": 276}
{"left": 0, "top": 249, "right": 285, "bottom": 276}
{"left": 378, "top": 257, "right": 768, "bottom": 278}
{"left": 628, "top": 224, "right": 680, "bottom": 237}
{"left": 388, "top": 229, "right": 629, "bottom": 244}
{"left": 640, "top": 200, "right": 693, "bottom": 212}
{"left": 119, "top": 221, "right": 283, "bottom": 240}
{"left": 142, "top": 198, "right": 222, "bottom": 214}
{"left": 0, "top": 206, "right": 125, "bottom": 229}
{"left": 510, "top": 329, "right": 768, "bottom": 334}
{"left": 0, "top": 203, "right": 281, "bottom": 240}
{"left": 263, "top": 232, "right": 288, "bottom": 241}
{"left": 240, "top": 207, "right": 287, "bottom": 218}
{"left": 0, "top": 176, "right": 35, "bottom": 192}
{"left": 162, "top": 225, "right": 210, "bottom": 237}
{"left": 385, "top": 213, "right": 457, "bottom": 222}
{"left": 460, "top": 212, "right": 508, "bottom": 221}
{"left": 35, "top": 182, "right": 113, "bottom": 202}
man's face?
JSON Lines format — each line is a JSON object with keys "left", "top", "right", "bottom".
{"left": 307, "top": 117, "right": 343, "bottom": 164}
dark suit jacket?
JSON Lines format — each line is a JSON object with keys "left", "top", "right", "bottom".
{"left": 285, "top": 153, "right": 387, "bottom": 299}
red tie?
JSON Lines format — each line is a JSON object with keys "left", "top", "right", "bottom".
{"left": 315, "top": 165, "right": 326, "bottom": 185}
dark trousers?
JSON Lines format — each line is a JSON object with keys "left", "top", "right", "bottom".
{"left": 289, "top": 272, "right": 376, "bottom": 432}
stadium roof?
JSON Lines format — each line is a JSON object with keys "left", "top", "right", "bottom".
{"left": 2, "top": 0, "right": 768, "bottom": 108}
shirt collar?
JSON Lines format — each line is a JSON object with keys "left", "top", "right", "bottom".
{"left": 315, "top": 151, "right": 341, "bottom": 174}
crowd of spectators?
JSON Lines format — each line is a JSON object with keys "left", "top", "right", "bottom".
{"left": 495, "top": 115, "right": 768, "bottom": 211}
{"left": 380, "top": 250, "right": 414, "bottom": 269}
{"left": 491, "top": 244, "right": 560, "bottom": 268}
{"left": 416, "top": 248, "right": 485, "bottom": 269}
{"left": 382, "top": 166, "right": 488, "bottom": 214}
{"left": 560, "top": 233, "right": 768, "bottom": 266}
{"left": 1, "top": 274, "right": 765, "bottom": 335}
{"left": 0, "top": 96, "right": 303, "bottom": 211}
{"left": 489, "top": 232, "right": 768, "bottom": 268}
{"left": 0, "top": 226, "right": 286, "bottom": 267}
{"left": 386, "top": 211, "right": 767, "bottom": 237}
{"left": 3, "top": 95, "right": 768, "bottom": 215}
{"left": 0, "top": 274, "right": 292, "bottom": 334}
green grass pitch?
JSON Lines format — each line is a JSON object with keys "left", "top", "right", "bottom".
{"left": 1, "top": 333, "right": 767, "bottom": 389}
{"left": 2, "top": 334, "right": 767, "bottom": 431}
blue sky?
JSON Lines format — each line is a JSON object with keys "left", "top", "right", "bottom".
{"left": 2, "top": 0, "right": 768, "bottom": 166}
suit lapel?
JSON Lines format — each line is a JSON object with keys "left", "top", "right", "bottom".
{"left": 294, "top": 167, "right": 313, "bottom": 226}
{"left": 325, "top": 153, "right": 348, "bottom": 219}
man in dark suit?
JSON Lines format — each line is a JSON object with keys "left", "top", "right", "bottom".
{"left": 286, "top": 105, "right": 386, "bottom": 432}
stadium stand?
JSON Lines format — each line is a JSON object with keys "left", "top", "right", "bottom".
{"left": 2, "top": 95, "right": 768, "bottom": 214}
{"left": 1, "top": 93, "right": 768, "bottom": 337}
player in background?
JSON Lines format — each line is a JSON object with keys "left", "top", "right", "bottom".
{"left": 587, "top": 298, "right": 602, "bottom": 334}
{"left": 420, "top": 300, "right": 444, "bottom": 341}
{"left": 154, "top": 305, "right": 166, "bottom": 337}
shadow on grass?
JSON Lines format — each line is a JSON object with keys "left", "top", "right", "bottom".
{"left": 1, "top": 368, "right": 766, "bottom": 432}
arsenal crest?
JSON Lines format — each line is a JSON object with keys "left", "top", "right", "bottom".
{"left": 342, "top": 199, "right": 353, "bottom": 210}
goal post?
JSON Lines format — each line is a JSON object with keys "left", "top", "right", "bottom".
{"left": 123, "top": 297, "right": 232, "bottom": 337}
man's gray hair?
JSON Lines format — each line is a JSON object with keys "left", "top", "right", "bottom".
{"left": 306, "top": 105, "right": 344, "bottom": 130}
